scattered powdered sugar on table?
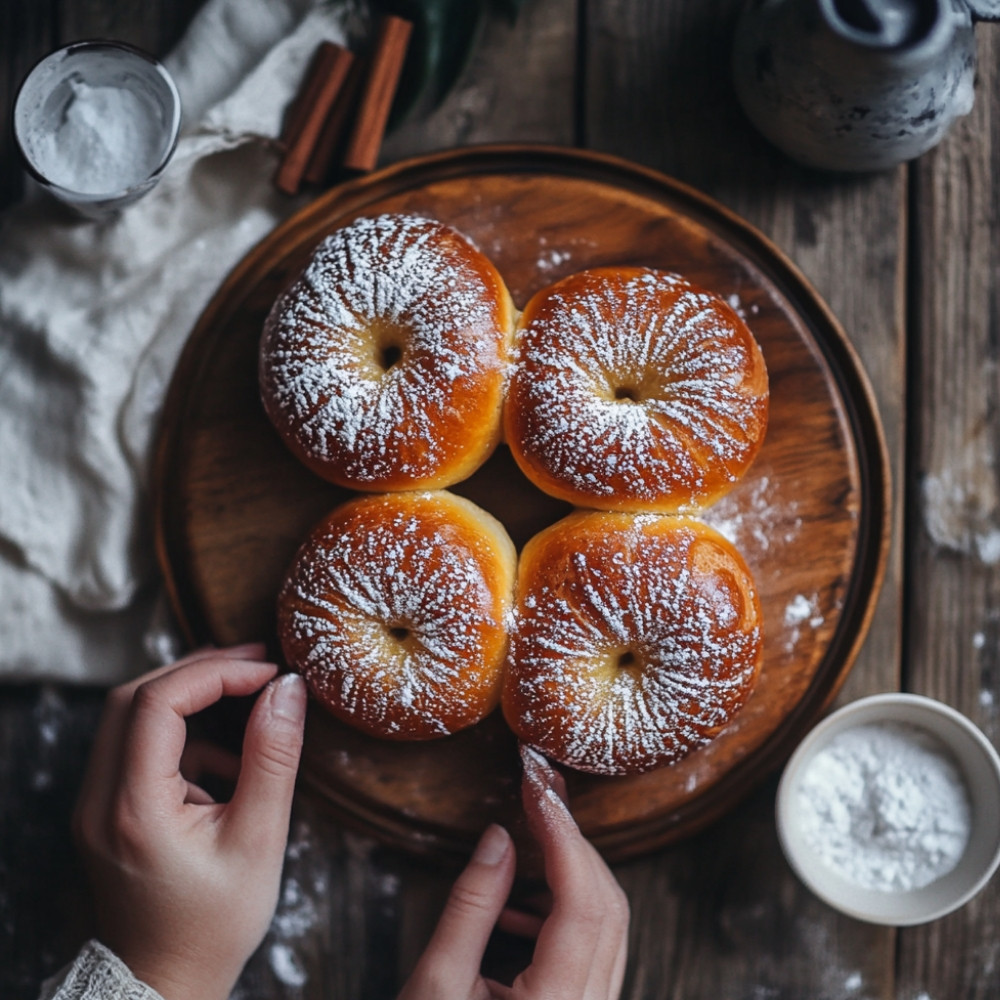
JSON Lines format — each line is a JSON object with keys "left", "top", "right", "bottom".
{"left": 263, "top": 819, "right": 331, "bottom": 989}
{"left": 924, "top": 471, "right": 1000, "bottom": 565}
{"left": 31, "top": 685, "right": 67, "bottom": 792}
{"left": 784, "top": 594, "right": 823, "bottom": 628}
{"left": 795, "top": 722, "right": 971, "bottom": 892}
{"left": 922, "top": 429, "right": 1000, "bottom": 565}
{"left": 536, "top": 246, "right": 572, "bottom": 272}
{"left": 269, "top": 943, "right": 307, "bottom": 988}
{"left": 702, "top": 473, "right": 802, "bottom": 557}
{"left": 725, "top": 291, "right": 760, "bottom": 321}
{"left": 782, "top": 593, "right": 825, "bottom": 653}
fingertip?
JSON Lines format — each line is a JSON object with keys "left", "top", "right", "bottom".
{"left": 221, "top": 641, "right": 269, "bottom": 660}
{"left": 225, "top": 676, "right": 306, "bottom": 847}
{"left": 265, "top": 672, "right": 307, "bottom": 725}
{"left": 470, "top": 823, "right": 512, "bottom": 867}
{"left": 520, "top": 744, "right": 575, "bottom": 830}
{"left": 520, "top": 743, "right": 564, "bottom": 796}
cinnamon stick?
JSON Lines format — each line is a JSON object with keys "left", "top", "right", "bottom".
{"left": 302, "top": 55, "right": 367, "bottom": 187}
{"left": 275, "top": 42, "right": 355, "bottom": 195}
{"left": 279, "top": 41, "right": 340, "bottom": 150}
{"left": 341, "top": 15, "right": 413, "bottom": 174}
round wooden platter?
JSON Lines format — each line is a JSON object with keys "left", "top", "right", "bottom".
{"left": 154, "top": 144, "right": 890, "bottom": 869}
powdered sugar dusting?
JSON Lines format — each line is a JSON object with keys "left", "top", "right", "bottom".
{"left": 726, "top": 291, "right": 761, "bottom": 321}
{"left": 508, "top": 515, "right": 762, "bottom": 775}
{"left": 260, "top": 213, "right": 508, "bottom": 486}
{"left": 782, "top": 592, "right": 826, "bottom": 653}
{"left": 506, "top": 269, "right": 768, "bottom": 510}
{"left": 702, "top": 474, "right": 802, "bottom": 555}
{"left": 279, "top": 493, "right": 511, "bottom": 738}
{"left": 537, "top": 247, "right": 572, "bottom": 272}
{"left": 269, "top": 942, "right": 307, "bottom": 987}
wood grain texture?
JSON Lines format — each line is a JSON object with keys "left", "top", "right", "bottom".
{"left": 899, "top": 24, "right": 1000, "bottom": 1000}
{"left": 582, "top": 1, "right": 906, "bottom": 998}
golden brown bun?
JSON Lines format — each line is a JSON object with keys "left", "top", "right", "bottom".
{"left": 278, "top": 490, "right": 516, "bottom": 740}
{"left": 504, "top": 267, "right": 769, "bottom": 513}
{"left": 503, "top": 511, "right": 763, "bottom": 775}
{"left": 260, "top": 213, "right": 515, "bottom": 492}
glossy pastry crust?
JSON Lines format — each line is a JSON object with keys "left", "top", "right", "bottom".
{"left": 503, "top": 510, "right": 764, "bottom": 775}
{"left": 278, "top": 490, "right": 516, "bottom": 740}
{"left": 260, "top": 213, "right": 515, "bottom": 491}
{"left": 504, "top": 267, "right": 769, "bottom": 513}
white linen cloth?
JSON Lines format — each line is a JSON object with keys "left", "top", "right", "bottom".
{"left": 0, "top": 0, "right": 349, "bottom": 682}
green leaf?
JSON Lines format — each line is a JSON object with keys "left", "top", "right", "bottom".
{"left": 375, "top": 0, "right": 532, "bottom": 121}
{"left": 375, "top": 0, "right": 489, "bottom": 122}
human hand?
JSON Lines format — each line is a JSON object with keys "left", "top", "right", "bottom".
{"left": 72, "top": 644, "right": 307, "bottom": 1000}
{"left": 398, "top": 744, "right": 630, "bottom": 1000}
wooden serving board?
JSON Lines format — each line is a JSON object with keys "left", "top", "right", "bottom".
{"left": 154, "top": 145, "right": 890, "bottom": 868}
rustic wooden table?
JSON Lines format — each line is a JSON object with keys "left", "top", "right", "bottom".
{"left": 2, "top": 1, "right": 998, "bottom": 997}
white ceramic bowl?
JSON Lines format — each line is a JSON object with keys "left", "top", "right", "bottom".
{"left": 776, "top": 693, "right": 1000, "bottom": 925}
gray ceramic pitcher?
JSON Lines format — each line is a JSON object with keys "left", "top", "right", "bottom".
{"left": 732, "top": 0, "right": 1000, "bottom": 171}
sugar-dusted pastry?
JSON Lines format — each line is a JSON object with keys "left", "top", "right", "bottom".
{"left": 504, "top": 267, "right": 768, "bottom": 512}
{"left": 278, "top": 490, "right": 516, "bottom": 740}
{"left": 503, "top": 510, "right": 763, "bottom": 775}
{"left": 260, "top": 213, "right": 515, "bottom": 491}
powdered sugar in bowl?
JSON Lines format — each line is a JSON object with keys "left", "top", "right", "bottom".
{"left": 776, "top": 693, "right": 1000, "bottom": 925}
{"left": 13, "top": 40, "right": 181, "bottom": 218}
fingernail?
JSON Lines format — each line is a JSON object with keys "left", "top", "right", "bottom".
{"left": 269, "top": 673, "right": 307, "bottom": 723}
{"left": 520, "top": 743, "right": 555, "bottom": 788}
{"left": 229, "top": 641, "right": 267, "bottom": 656}
{"left": 473, "top": 824, "right": 511, "bottom": 866}
{"left": 520, "top": 744, "right": 574, "bottom": 827}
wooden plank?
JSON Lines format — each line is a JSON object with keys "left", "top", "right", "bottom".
{"left": 0, "top": 3, "right": 213, "bottom": 996}
{"left": 221, "top": 7, "right": 580, "bottom": 998}
{"left": 0, "top": 687, "right": 104, "bottom": 1000}
{"left": 0, "top": 4, "right": 577, "bottom": 999}
{"left": 583, "top": 0, "right": 905, "bottom": 706}
{"left": 898, "top": 23, "right": 1000, "bottom": 999}
{"left": 583, "top": 1, "right": 906, "bottom": 997}
{"left": 0, "top": 0, "right": 56, "bottom": 209}
{"left": 53, "top": 0, "right": 204, "bottom": 53}
{"left": 234, "top": 797, "right": 412, "bottom": 1000}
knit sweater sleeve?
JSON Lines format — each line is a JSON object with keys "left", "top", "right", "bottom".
{"left": 39, "top": 941, "right": 166, "bottom": 1000}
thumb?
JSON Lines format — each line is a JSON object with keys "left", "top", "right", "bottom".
{"left": 225, "top": 673, "right": 307, "bottom": 849}
{"left": 400, "top": 825, "right": 515, "bottom": 999}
